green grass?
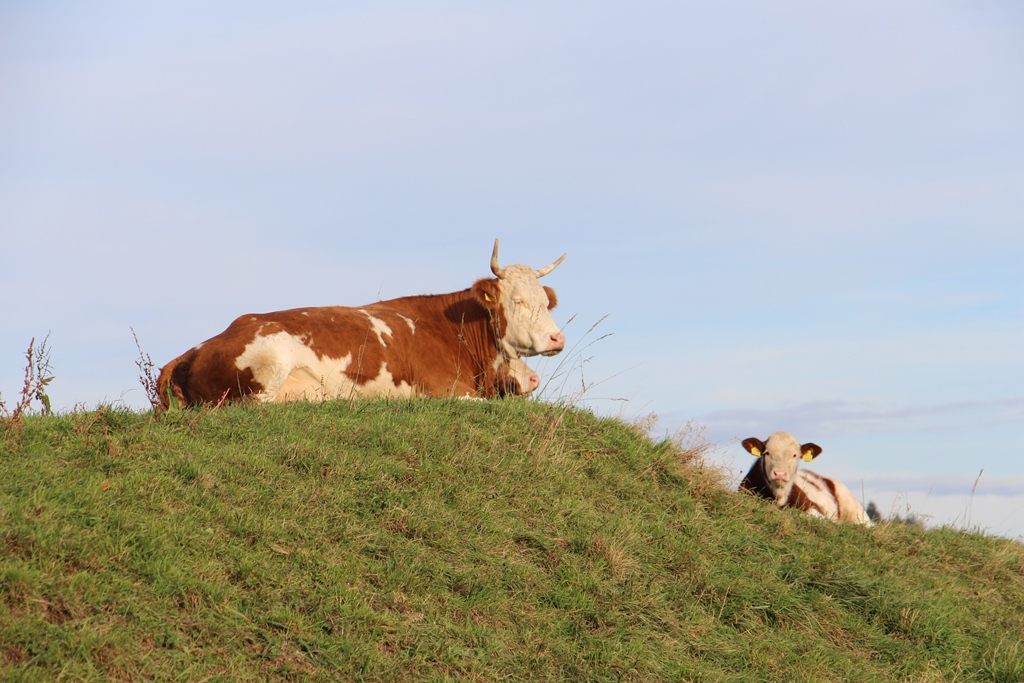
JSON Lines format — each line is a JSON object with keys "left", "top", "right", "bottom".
{"left": 2, "top": 399, "right": 1022, "bottom": 681}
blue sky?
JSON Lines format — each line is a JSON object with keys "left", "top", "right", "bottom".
{"left": 2, "top": 2, "right": 1022, "bottom": 538}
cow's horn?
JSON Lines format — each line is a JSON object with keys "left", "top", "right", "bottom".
{"left": 490, "top": 239, "right": 505, "bottom": 278}
{"left": 535, "top": 253, "right": 566, "bottom": 278}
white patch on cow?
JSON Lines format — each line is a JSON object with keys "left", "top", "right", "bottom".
{"left": 802, "top": 473, "right": 868, "bottom": 528}
{"left": 797, "top": 470, "right": 871, "bottom": 525}
{"left": 397, "top": 314, "right": 416, "bottom": 334}
{"left": 495, "top": 264, "right": 564, "bottom": 358}
{"left": 359, "top": 309, "right": 393, "bottom": 346}
{"left": 796, "top": 470, "right": 835, "bottom": 519}
{"left": 357, "top": 361, "right": 414, "bottom": 398}
{"left": 193, "top": 342, "right": 204, "bottom": 350}
{"left": 234, "top": 331, "right": 417, "bottom": 402}
{"left": 234, "top": 331, "right": 350, "bottom": 401}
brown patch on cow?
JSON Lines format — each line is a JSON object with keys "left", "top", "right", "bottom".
{"left": 470, "top": 278, "right": 508, "bottom": 352}
{"left": 158, "top": 342, "right": 261, "bottom": 408}
{"left": 822, "top": 476, "right": 838, "bottom": 501}
{"left": 739, "top": 455, "right": 771, "bottom": 497}
{"left": 787, "top": 484, "right": 826, "bottom": 517}
{"left": 819, "top": 475, "right": 847, "bottom": 520}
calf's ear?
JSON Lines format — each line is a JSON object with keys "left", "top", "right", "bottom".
{"left": 742, "top": 437, "right": 766, "bottom": 457}
{"left": 472, "top": 278, "right": 501, "bottom": 310}
{"left": 801, "top": 443, "right": 822, "bottom": 461}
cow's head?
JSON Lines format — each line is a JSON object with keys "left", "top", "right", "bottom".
{"left": 742, "top": 432, "right": 822, "bottom": 503}
{"left": 496, "top": 357, "right": 540, "bottom": 396}
{"left": 472, "top": 239, "right": 566, "bottom": 358}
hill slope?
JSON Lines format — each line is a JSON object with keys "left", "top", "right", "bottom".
{"left": 2, "top": 400, "right": 1022, "bottom": 682}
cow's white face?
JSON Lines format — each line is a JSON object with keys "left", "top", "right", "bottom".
{"left": 472, "top": 243, "right": 566, "bottom": 359}
{"left": 495, "top": 264, "right": 564, "bottom": 358}
{"left": 742, "top": 431, "right": 822, "bottom": 503}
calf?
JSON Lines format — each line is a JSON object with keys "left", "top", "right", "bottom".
{"left": 740, "top": 431, "right": 871, "bottom": 526}
{"left": 493, "top": 358, "right": 540, "bottom": 397}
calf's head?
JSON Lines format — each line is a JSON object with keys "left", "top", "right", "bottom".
{"left": 742, "top": 431, "right": 822, "bottom": 502}
{"left": 496, "top": 357, "right": 540, "bottom": 396}
{"left": 472, "top": 239, "right": 565, "bottom": 358}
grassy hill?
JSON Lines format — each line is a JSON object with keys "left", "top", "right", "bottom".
{"left": 1, "top": 398, "right": 1022, "bottom": 682}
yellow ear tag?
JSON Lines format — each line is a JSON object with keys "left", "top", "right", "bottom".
{"left": 750, "top": 447, "right": 761, "bottom": 457}
{"left": 802, "top": 452, "right": 814, "bottom": 462}
{"left": 483, "top": 292, "right": 492, "bottom": 302}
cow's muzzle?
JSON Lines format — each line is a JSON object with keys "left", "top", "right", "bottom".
{"left": 540, "top": 332, "right": 565, "bottom": 355}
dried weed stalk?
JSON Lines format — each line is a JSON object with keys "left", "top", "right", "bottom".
{"left": 132, "top": 327, "right": 162, "bottom": 410}
{"left": 2, "top": 334, "right": 55, "bottom": 441}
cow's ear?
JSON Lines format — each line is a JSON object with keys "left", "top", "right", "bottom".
{"left": 544, "top": 286, "right": 558, "bottom": 310}
{"left": 742, "top": 437, "right": 766, "bottom": 457}
{"left": 801, "top": 443, "right": 822, "bottom": 461}
{"left": 472, "top": 278, "right": 501, "bottom": 309}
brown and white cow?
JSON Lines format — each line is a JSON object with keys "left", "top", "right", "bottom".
{"left": 157, "top": 240, "right": 562, "bottom": 407}
{"left": 740, "top": 432, "right": 872, "bottom": 526}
